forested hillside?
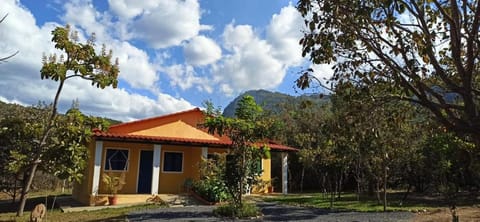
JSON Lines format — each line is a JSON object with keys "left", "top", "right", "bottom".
{"left": 223, "top": 89, "right": 329, "bottom": 117}
{"left": 0, "top": 100, "right": 121, "bottom": 125}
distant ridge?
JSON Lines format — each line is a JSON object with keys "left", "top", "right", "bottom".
{"left": 222, "top": 89, "right": 329, "bottom": 117}
{"left": 0, "top": 100, "right": 122, "bottom": 125}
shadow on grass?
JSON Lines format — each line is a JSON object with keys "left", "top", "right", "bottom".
{"left": 265, "top": 191, "right": 480, "bottom": 212}
{"left": 0, "top": 194, "right": 69, "bottom": 214}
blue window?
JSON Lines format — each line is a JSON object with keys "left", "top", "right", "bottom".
{"left": 163, "top": 152, "right": 183, "bottom": 172}
{"left": 105, "top": 149, "right": 129, "bottom": 171}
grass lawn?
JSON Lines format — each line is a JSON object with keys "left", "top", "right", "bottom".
{"left": 0, "top": 191, "right": 166, "bottom": 222}
{"left": 0, "top": 204, "right": 162, "bottom": 222}
{"left": 262, "top": 192, "right": 479, "bottom": 212}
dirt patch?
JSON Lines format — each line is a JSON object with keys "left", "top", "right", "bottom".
{"left": 413, "top": 206, "right": 480, "bottom": 222}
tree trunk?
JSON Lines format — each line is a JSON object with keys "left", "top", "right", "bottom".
{"left": 300, "top": 166, "right": 305, "bottom": 193}
{"left": 329, "top": 179, "right": 334, "bottom": 209}
{"left": 337, "top": 171, "right": 343, "bottom": 198}
{"left": 11, "top": 175, "right": 17, "bottom": 205}
{"left": 17, "top": 162, "right": 38, "bottom": 216}
{"left": 376, "top": 180, "right": 381, "bottom": 204}
{"left": 401, "top": 183, "right": 412, "bottom": 204}
{"left": 357, "top": 180, "right": 361, "bottom": 201}
{"left": 16, "top": 80, "right": 64, "bottom": 216}
{"left": 383, "top": 165, "right": 387, "bottom": 212}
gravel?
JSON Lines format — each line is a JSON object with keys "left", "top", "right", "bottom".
{"left": 128, "top": 202, "right": 414, "bottom": 222}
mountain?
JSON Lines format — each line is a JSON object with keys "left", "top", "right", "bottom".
{"left": 223, "top": 89, "right": 329, "bottom": 117}
{"left": 0, "top": 100, "right": 121, "bottom": 125}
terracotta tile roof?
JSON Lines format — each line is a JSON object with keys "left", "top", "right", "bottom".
{"left": 93, "top": 129, "right": 227, "bottom": 147}
{"left": 93, "top": 129, "right": 298, "bottom": 152}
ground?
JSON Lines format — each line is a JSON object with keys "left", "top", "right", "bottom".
{"left": 413, "top": 207, "right": 480, "bottom": 222}
{"left": 0, "top": 192, "right": 479, "bottom": 221}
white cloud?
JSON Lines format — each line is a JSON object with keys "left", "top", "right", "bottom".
{"left": 108, "top": 0, "right": 159, "bottom": 19}
{"left": 120, "top": 0, "right": 203, "bottom": 48}
{"left": 183, "top": 35, "right": 222, "bottom": 66}
{"left": 162, "top": 64, "right": 212, "bottom": 93}
{"left": 62, "top": 0, "right": 110, "bottom": 42}
{"left": 266, "top": 4, "right": 304, "bottom": 66}
{"left": 310, "top": 63, "right": 335, "bottom": 87}
{"left": 210, "top": 4, "right": 305, "bottom": 96}
{"left": 61, "top": 0, "right": 159, "bottom": 90}
{"left": 112, "top": 41, "right": 159, "bottom": 89}
{"left": 215, "top": 24, "right": 284, "bottom": 92}
{"left": 0, "top": 0, "right": 194, "bottom": 121}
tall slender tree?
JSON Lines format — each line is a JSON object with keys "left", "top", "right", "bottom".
{"left": 14, "top": 25, "right": 118, "bottom": 216}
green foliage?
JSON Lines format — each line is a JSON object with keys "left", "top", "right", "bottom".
{"left": 419, "top": 132, "right": 479, "bottom": 195}
{"left": 296, "top": 0, "right": 480, "bottom": 140}
{"left": 11, "top": 24, "right": 119, "bottom": 216}
{"left": 102, "top": 172, "right": 126, "bottom": 195}
{"left": 41, "top": 25, "right": 119, "bottom": 89}
{"left": 0, "top": 105, "right": 110, "bottom": 183}
{"left": 202, "top": 95, "right": 274, "bottom": 208}
{"left": 193, "top": 154, "right": 230, "bottom": 203}
{"left": 213, "top": 202, "right": 260, "bottom": 218}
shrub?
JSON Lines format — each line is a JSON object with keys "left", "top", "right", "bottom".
{"left": 192, "top": 153, "right": 230, "bottom": 203}
{"left": 193, "top": 178, "right": 229, "bottom": 203}
{"left": 213, "top": 202, "right": 261, "bottom": 218}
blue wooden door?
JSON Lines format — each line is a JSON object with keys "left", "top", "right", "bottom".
{"left": 137, "top": 150, "right": 153, "bottom": 194}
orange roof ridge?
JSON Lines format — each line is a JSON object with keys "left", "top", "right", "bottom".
{"left": 108, "top": 107, "right": 202, "bottom": 131}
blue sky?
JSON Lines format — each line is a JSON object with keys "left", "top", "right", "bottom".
{"left": 0, "top": 0, "right": 332, "bottom": 121}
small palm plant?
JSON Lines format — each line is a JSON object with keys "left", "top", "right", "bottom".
{"left": 102, "top": 172, "right": 126, "bottom": 205}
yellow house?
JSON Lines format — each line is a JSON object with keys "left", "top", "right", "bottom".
{"left": 73, "top": 108, "right": 296, "bottom": 206}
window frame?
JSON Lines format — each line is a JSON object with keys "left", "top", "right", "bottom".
{"left": 162, "top": 151, "right": 184, "bottom": 173}
{"left": 104, "top": 148, "right": 130, "bottom": 172}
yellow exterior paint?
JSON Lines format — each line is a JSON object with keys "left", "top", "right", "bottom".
{"left": 72, "top": 108, "right": 283, "bottom": 206}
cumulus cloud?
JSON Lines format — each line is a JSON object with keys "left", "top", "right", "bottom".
{"left": 212, "top": 4, "right": 304, "bottom": 95}
{"left": 162, "top": 64, "right": 212, "bottom": 93}
{"left": 310, "top": 63, "right": 335, "bottom": 87}
{"left": 108, "top": 0, "right": 159, "bottom": 19}
{"left": 0, "top": 0, "right": 193, "bottom": 121}
{"left": 183, "top": 35, "right": 222, "bottom": 66}
{"left": 61, "top": 0, "right": 159, "bottom": 90}
{"left": 111, "top": 0, "right": 203, "bottom": 49}
{"left": 266, "top": 4, "right": 304, "bottom": 66}
{"left": 111, "top": 41, "right": 159, "bottom": 89}
{"left": 215, "top": 24, "right": 284, "bottom": 92}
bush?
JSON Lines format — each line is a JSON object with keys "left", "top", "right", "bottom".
{"left": 192, "top": 178, "right": 229, "bottom": 203}
{"left": 213, "top": 202, "right": 261, "bottom": 218}
{"left": 192, "top": 153, "right": 230, "bottom": 203}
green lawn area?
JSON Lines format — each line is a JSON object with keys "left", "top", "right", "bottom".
{"left": 262, "top": 192, "right": 475, "bottom": 212}
{"left": 0, "top": 191, "right": 166, "bottom": 222}
{"left": 0, "top": 204, "right": 162, "bottom": 222}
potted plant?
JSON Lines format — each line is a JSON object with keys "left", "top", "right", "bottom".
{"left": 267, "top": 178, "right": 276, "bottom": 193}
{"left": 102, "top": 172, "right": 126, "bottom": 205}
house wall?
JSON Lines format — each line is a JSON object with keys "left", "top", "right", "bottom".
{"left": 99, "top": 141, "right": 153, "bottom": 194}
{"left": 73, "top": 139, "right": 274, "bottom": 205}
{"left": 158, "top": 145, "right": 200, "bottom": 193}
{"left": 72, "top": 141, "right": 96, "bottom": 205}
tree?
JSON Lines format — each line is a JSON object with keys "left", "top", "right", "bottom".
{"left": 296, "top": 0, "right": 480, "bottom": 144}
{"left": 0, "top": 14, "right": 18, "bottom": 63}
{"left": 202, "top": 96, "right": 272, "bottom": 214}
{"left": 13, "top": 25, "right": 118, "bottom": 216}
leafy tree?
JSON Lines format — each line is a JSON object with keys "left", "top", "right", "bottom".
{"left": 12, "top": 25, "right": 118, "bottom": 216}
{"left": 296, "top": 0, "right": 480, "bottom": 144}
{"left": 0, "top": 104, "right": 109, "bottom": 213}
{"left": 202, "top": 96, "right": 272, "bottom": 214}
